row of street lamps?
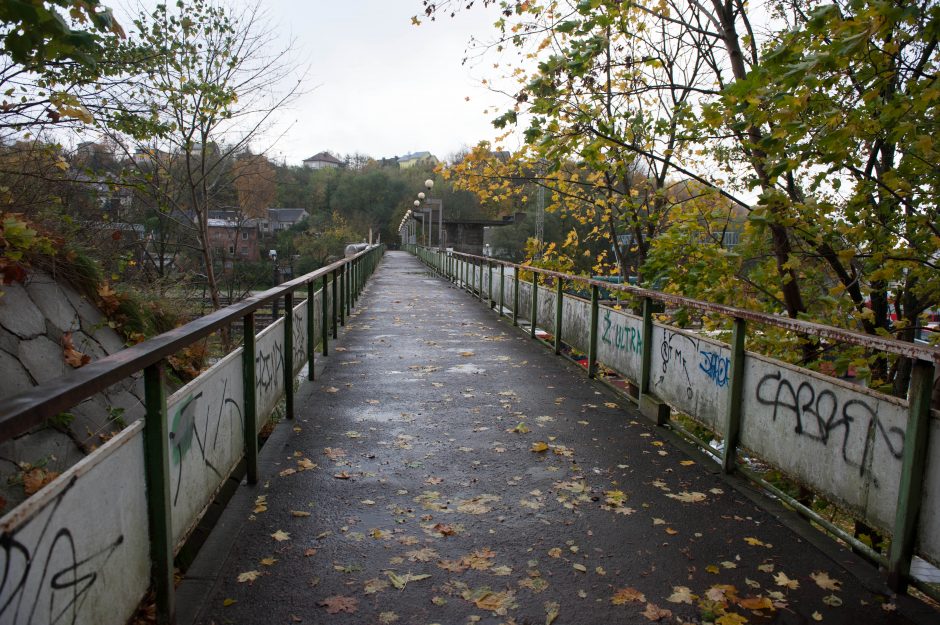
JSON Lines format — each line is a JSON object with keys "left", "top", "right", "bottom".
{"left": 399, "top": 178, "right": 444, "bottom": 250}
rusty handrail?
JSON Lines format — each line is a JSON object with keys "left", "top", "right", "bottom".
{"left": 0, "top": 246, "right": 377, "bottom": 442}
{"left": 442, "top": 248, "right": 940, "bottom": 364}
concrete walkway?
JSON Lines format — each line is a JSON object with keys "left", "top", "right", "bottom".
{"left": 180, "top": 251, "right": 936, "bottom": 625}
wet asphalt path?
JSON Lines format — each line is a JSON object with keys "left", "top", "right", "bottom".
{"left": 182, "top": 251, "right": 935, "bottom": 625}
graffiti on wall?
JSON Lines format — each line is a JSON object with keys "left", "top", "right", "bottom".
{"left": 169, "top": 376, "right": 244, "bottom": 506}
{"left": 699, "top": 350, "right": 730, "bottom": 388}
{"left": 657, "top": 331, "right": 696, "bottom": 400}
{"left": 601, "top": 310, "right": 643, "bottom": 355}
{"left": 256, "top": 340, "right": 283, "bottom": 394}
{"left": 0, "top": 476, "right": 125, "bottom": 625}
{"left": 755, "top": 371, "right": 905, "bottom": 485}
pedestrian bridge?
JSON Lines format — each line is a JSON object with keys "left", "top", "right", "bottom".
{"left": 0, "top": 249, "right": 938, "bottom": 625}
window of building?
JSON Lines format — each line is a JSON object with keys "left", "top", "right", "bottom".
{"left": 240, "top": 246, "right": 248, "bottom": 256}
{"left": 242, "top": 231, "right": 249, "bottom": 240}
{"left": 228, "top": 245, "right": 234, "bottom": 254}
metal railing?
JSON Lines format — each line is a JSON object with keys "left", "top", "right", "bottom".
{"left": 0, "top": 244, "right": 384, "bottom": 625}
{"left": 411, "top": 245, "right": 940, "bottom": 597}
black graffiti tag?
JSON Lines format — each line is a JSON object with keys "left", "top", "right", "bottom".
{"left": 657, "top": 331, "right": 695, "bottom": 400}
{"left": 0, "top": 476, "right": 124, "bottom": 625}
{"left": 756, "top": 371, "right": 904, "bottom": 485}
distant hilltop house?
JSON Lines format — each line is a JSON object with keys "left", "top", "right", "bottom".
{"left": 397, "top": 151, "right": 438, "bottom": 169}
{"left": 302, "top": 151, "right": 344, "bottom": 170}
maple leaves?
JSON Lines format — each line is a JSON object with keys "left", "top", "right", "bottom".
{"left": 318, "top": 595, "right": 358, "bottom": 614}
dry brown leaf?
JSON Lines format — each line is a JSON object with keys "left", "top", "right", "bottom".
{"left": 611, "top": 587, "right": 646, "bottom": 605}
{"left": 667, "top": 586, "right": 694, "bottom": 604}
{"left": 237, "top": 570, "right": 261, "bottom": 583}
{"left": 809, "top": 571, "right": 842, "bottom": 591}
{"left": 318, "top": 595, "right": 357, "bottom": 614}
{"left": 22, "top": 468, "right": 60, "bottom": 496}
{"left": 271, "top": 530, "right": 290, "bottom": 542}
{"left": 641, "top": 603, "right": 672, "bottom": 621}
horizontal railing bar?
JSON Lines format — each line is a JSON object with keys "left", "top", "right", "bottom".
{"left": 444, "top": 248, "right": 940, "bottom": 364}
{"left": 0, "top": 247, "right": 378, "bottom": 442}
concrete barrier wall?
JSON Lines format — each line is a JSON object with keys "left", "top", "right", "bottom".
{"left": 255, "top": 316, "right": 287, "bottom": 425}
{"left": 0, "top": 422, "right": 150, "bottom": 625}
{"left": 561, "top": 296, "right": 591, "bottom": 356}
{"left": 536, "top": 284, "right": 557, "bottom": 334}
{"left": 596, "top": 307, "right": 644, "bottom": 383}
{"left": 167, "top": 351, "right": 246, "bottom": 548}
{"left": 920, "top": 419, "right": 940, "bottom": 566}
{"left": 649, "top": 324, "right": 731, "bottom": 431}
{"left": 739, "top": 354, "right": 908, "bottom": 533}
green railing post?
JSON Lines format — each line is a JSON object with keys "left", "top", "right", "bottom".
{"left": 888, "top": 359, "right": 936, "bottom": 591}
{"left": 721, "top": 317, "right": 746, "bottom": 473}
{"left": 321, "top": 275, "right": 329, "bottom": 356}
{"left": 488, "top": 261, "right": 494, "bottom": 308}
{"left": 284, "top": 291, "right": 294, "bottom": 420}
{"left": 513, "top": 266, "right": 520, "bottom": 326}
{"left": 339, "top": 266, "right": 346, "bottom": 327}
{"left": 530, "top": 270, "right": 538, "bottom": 338}
{"left": 331, "top": 268, "right": 339, "bottom": 338}
{"left": 462, "top": 258, "right": 467, "bottom": 292}
{"left": 143, "top": 362, "right": 174, "bottom": 625}
{"left": 588, "top": 284, "right": 599, "bottom": 377}
{"left": 345, "top": 263, "right": 351, "bottom": 317}
{"left": 306, "top": 282, "right": 315, "bottom": 381}
{"left": 640, "top": 297, "right": 654, "bottom": 395}
{"left": 477, "top": 259, "right": 484, "bottom": 301}
{"left": 243, "top": 313, "right": 258, "bottom": 483}
{"left": 499, "top": 264, "right": 505, "bottom": 317}
{"left": 554, "top": 278, "right": 564, "bottom": 355}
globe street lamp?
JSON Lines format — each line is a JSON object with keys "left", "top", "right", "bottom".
{"left": 420, "top": 178, "right": 443, "bottom": 250}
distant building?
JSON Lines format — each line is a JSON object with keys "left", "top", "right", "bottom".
{"left": 302, "top": 152, "right": 344, "bottom": 169}
{"left": 262, "top": 208, "right": 309, "bottom": 235}
{"left": 207, "top": 218, "right": 261, "bottom": 262}
{"left": 397, "top": 151, "right": 439, "bottom": 170}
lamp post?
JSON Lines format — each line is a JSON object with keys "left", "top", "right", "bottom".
{"left": 413, "top": 200, "right": 425, "bottom": 246}
{"left": 418, "top": 179, "right": 444, "bottom": 251}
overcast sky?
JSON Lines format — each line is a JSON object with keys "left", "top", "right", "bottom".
{"left": 236, "top": 1, "right": 508, "bottom": 165}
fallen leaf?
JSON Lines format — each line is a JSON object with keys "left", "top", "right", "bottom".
{"left": 333, "top": 471, "right": 352, "bottom": 479}
{"left": 22, "top": 468, "right": 60, "bottom": 496}
{"left": 773, "top": 572, "right": 799, "bottom": 590}
{"left": 810, "top": 571, "right": 842, "bottom": 591}
{"left": 680, "top": 460, "right": 696, "bottom": 466}
{"left": 324, "top": 386, "right": 339, "bottom": 393}
{"left": 666, "top": 491, "right": 707, "bottom": 503}
{"left": 253, "top": 495, "right": 267, "bottom": 513}
{"left": 364, "top": 578, "right": 390, "bottom": 594}
{"left": 260, "top": 557, "right": 277, "bottom": 566}
{"left": 545, "top": 601, "right": 560, "bottom": 625}
{"left": 386, "top": 571, "right": 431, "bottom": 590}
{"left": 237, "top": 570, "right": 261, "bottom": 583}
{"left": 223, "top": 598, "right": 237, "bottom": 607}
{"left": 531, "top": 441, "right": 549, "bottom": 452}
{"left": 667, "top": 586, "right": 694, "bottom": 604}
{"left": 822, "top": 594, "right": 842, "bottom": 607}
{"left": 715, "top": 613, "right": 747, "bottom": 625}
{"left": 572, "top": 563, "right": 587, "bottom": 573}
{"left": 61, "top": 332, "right": 91, "bottom": 368}
{"left": 744, "top": 537, "right": 772, "bottom": 548}
{"left": 271, "top": 530, "right": 290, "bottom": 542}
{"left": 812, "top": 611, "right": 823, "bottom": 621}
{"left": 407, "top": 547, "right": 439, "bottom": 562}
{"left": 548, "top": 548, "right": 562, "bottom": 558}
{"left": 641, "top": 603, "right": 672, "bottom": 621}
{"left": 611, "top": 587, "right": 646, "bottom": 604}
{"left": 738, "top": 596, "right": 773, "bottom": 610}
{"left": 379, "top": 611, "right": 399, "bottom": 624}
{"left": 291, "top": 510, "right": 311, "bottom": 517}
{"left": 318, "top": 595, "right": 358, "bottom": 614}
{"left": 304, "top": 548, "right": 317, "bottom": 557}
